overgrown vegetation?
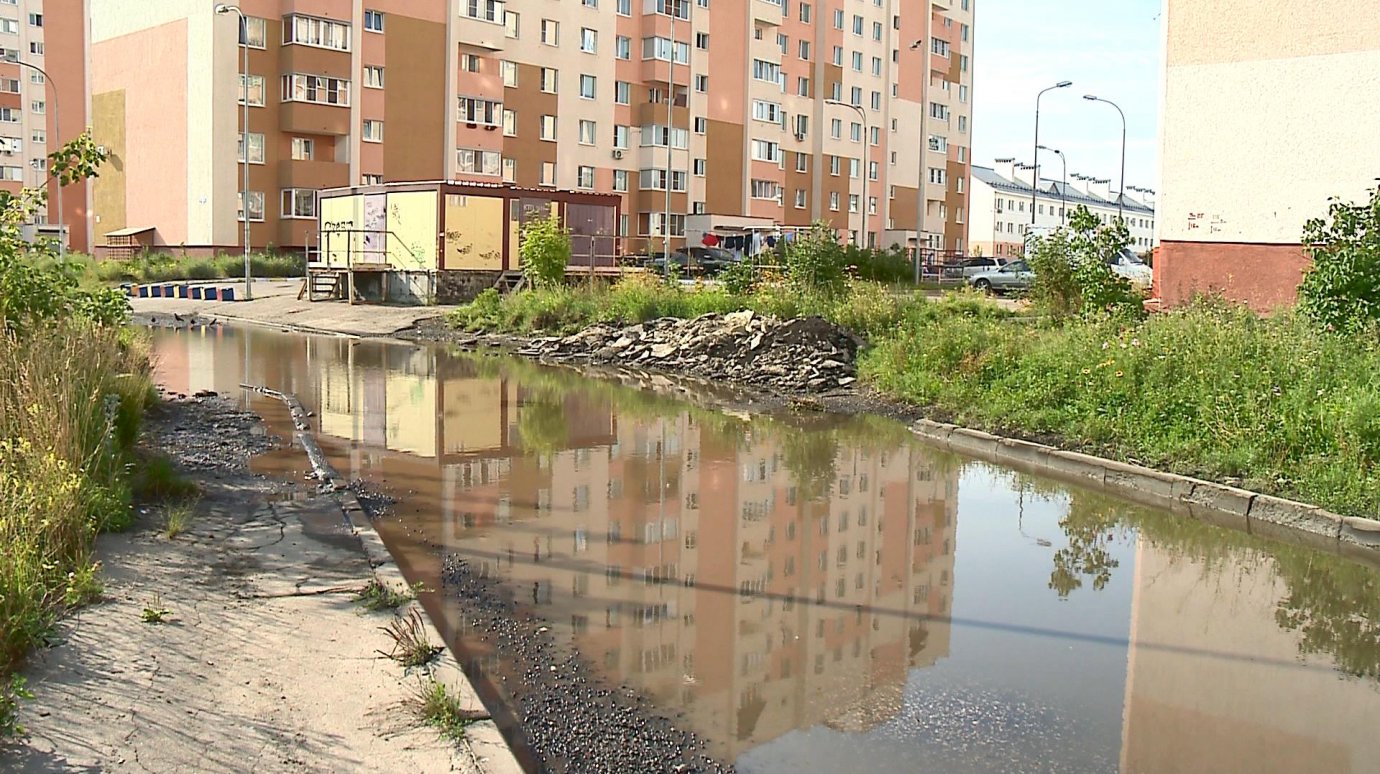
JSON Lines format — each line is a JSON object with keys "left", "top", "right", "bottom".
{"left": 1, "top": 132, "right": 150, "bottom": 733}
{"left": 519, "top": 213, "right": 572, "bottom": 288}
{"left": 354, "top": 579, "right": 414, "bottom": 612}
{"left": 408, "top": 679, "right": 485, "bottom": 743}
{"left": 1026, "top": 205, "right": 1143, "bottom": 321}
{"left": 163, "top": 498, "right": 198, "bottom": 539}
{"left": 67, "top": 251, "right": 305, "bottom": 285}
{"left": 378, "top": 610, "right": 442, "bottom": 668}
{"left": 1298, "top": 184, "right": 1380, "bottom": 331}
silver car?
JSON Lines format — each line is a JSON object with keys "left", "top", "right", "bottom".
{"left": 969, "top": 260, "right": 1034, "bottom": 294}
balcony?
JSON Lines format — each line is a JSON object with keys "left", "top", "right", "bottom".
{"left": 277, "top": 158, "right": 349, "bottom": 190}
{"left": 455, "top": 14, "right": 506, "bottom": 51}
{"left": 280, "top": 101, "right": 351, "bottom": 136}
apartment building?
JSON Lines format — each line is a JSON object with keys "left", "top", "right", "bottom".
{"left": 969, "top": 160, "right": 1155, "bottom": 259}
{"left": 86, "top": 0, "right": 973, "bottom": 256}
{"left": 0, "top": 0, "right": 87, "bottom": 250}
{"left": 1157, "top": 0, "right": 1380, "bottom": 310}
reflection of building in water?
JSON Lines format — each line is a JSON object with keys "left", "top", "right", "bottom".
{"left": 1120, "top": 541, "right": 1380, "bottom": 774}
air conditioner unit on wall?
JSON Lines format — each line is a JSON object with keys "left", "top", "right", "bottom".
{"left": 612, "top": 150, "right": 623, "bottom": 160}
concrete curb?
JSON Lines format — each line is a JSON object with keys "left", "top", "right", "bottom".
{"left": 910, "top": 420, "right": 1378, "bottom": 561}
{"left": 340, "top": 491, "right": 525, "bottom": 774}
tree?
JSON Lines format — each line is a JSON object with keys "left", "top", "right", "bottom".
{"left": 519, "top": 213, "right": 571, "bottom": 288}
{"left": 784, "top": 220, "right": 847, "bottom": 299}
{"left": 1298, "top": 185, "right": 1380, "bottom": 332}
{"left": 1026, "top": 205, "right": 1143, "bottom": 321}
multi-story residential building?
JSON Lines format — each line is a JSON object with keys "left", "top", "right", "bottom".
{"left": 86, "top": 0, "right": 973, "bottom": 257}
{"left": 969, "top": 160, "right": 1155, "bottom": 259}
{"left": 0, "top": 0, "right": 88, "bottom": 251}
{"left": 1157, "top": 0, "right": 1380, "bottom": 311}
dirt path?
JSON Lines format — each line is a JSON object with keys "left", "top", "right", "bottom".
{"left": 2, "top": 397, "right": 518, "bottom": 773}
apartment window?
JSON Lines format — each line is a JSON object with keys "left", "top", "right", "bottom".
{"left": 851, "top": 51, "right": 862, "bottom": 71}
{"left": 457, "top": 148, "right": 501, "bottom": 176}
{"left": 28, "top": 71, "right": 43, "bottom": 85}
{"left": 615, "top": 81, "right": 631, "bottom": 104}
{"left": 794, "top": 114, "right": 809, "bottom": 138}
{"left": 612, "top": 169, "right": 628, "bottom": 192}
{"left": 500, "top": 60, "right": 517, "bottom": 87}
{"left": 753, "top": 100, "right": 783, "bottom": 124}
{"left": 932, "top": 38, "right": 950, "bottom": 57}
{"left": 693, "top": 116, "right": 706, "bottom": 133}
{"left": 238, "top": 16, "right": 267, "bottom": 48}
{"left": 958, "top": 115, "right": 968, "bottom": 133}
{"left": 832, "top": 8, "right": 843, "bottom": 28}
{"left": 504, "top": 10, "right": 519, "bottom": 37}
{"left": 24, "top": 12, "right": 37, "bottom": 26}
{"left": 363, "top": 10, "right": 384, "bottom": 32}
{"left": 645, "top": 0, "right": 689, "bottom": 19}
{"left": 363, "top": 174, "right": 384, "bottom": 185}
{"left": 282, "top": 73, "right": 351, "bottom": 106}
{"left": 750, "top": 139, "right": 780, "bottom": 163}
{"left": 829, "top": 191, "right": 839, "bottom": 211}
{"left": 0, "top": 108, "right": 17, "bottom": 123}
{"left": 849, "top": 158, "right": 860, "bottom": 178}
{"left": 797, "top": 77, "right": 810, "bottom": 97}
{"left": 929, "top": 167, "right": 946, "bottom": 185}
{"left": 465, "top": 0, "right": 504, "bottom": 22}
{"left": 956, "top": 177, "right": 965, "bottom": 193}
{"left": 579, "top": 74, "right": 596, "bottom": 99}
{"left": 641, "top": 124, "right": 688, "bottom": 148}
{"left": 869, "top": 161, "right": 878, "bottom": 180}
{"left": 799, "top": 40, "right": 810, "bottom": 60}
{"left": 540, "top": 115, "right": 557, "bottom": 140}
{"left": 460, "top": 54, "right": 481, "bottom": 72}
{"left": 290, "top": 137, "right": 314, "bottom": 160}
{"left": 363, "top": 120, "right": 383, "bottom": 142}
{"left": 281, "top": 189, "right": 316, "bottom": 218}
{"left": 26, "top": 41, "right": 39, "bottom": 55}
{"left": 695, "top": 32, "right": 709, "bottom": 49}
{"left": 363, "top": 66, "right": 384, "bottom": 89}
{"left": 852, "top": 14, "right": 862, "bottom": 34}
{"left": 871, "top": 56, "right": 882, "bottom": 76}
{"left": 28, "top": 100, "right": 42, "bottom": 114}
{"left": 618, "top": 0, "right": 632, "bottom": 13}
{"left": 502, "top": 109, "right": 516, "bottom": 136}
{"left": 578, "top": 119, "right": 597, "bottom": 145}
{"left": 850, "top": 86, "right": 862, "bottom": 105}
{"left": 616, "top": 36, "right": 632, "bottom": 59}
{"left": 692, "top": 158, "right": 706, "bottom": 176}
{"left": 800, "top": 3, "right": 811, "bottom": 22}
{"left": 643, "top": 212, "right": 685, "bottom": 236}
{"left": 794, "top": 189, "right": 806, "bottom": 208}
{"left": 777, "top": 33, "right": 788, "bottom": 55}
{"left": 0, "top": 166, "right": 20, "bottom": 181}
{"left": 868, "top": 196, "right": 877, "bottom": 215}
{"left": 694, "top": 75, "right": 708, "bottom": 92}
{"left": 237, "top": 191, "right": 264, "bottom": 222}
{"left": 0, "top": 17, "right": 14, "bottom": 35}
{"left": 284, "top": 14, "right": 351, "bottom": 51}
{"left": 541, "top": 19, "right": 559, "bottom": 45}
{"left": 30, "top": 130, "right": 43, "bottom": 144}
{"left": 580, "top": 27, "right": 597, "bottom": 53}
{"left": 959, "top": 84, "right": 969, "bottom": 103}
{"left": 829, "top": 155, "right": 840, "bottom": 175}
{"left": 848, "top": 121, "right": 860, "bottom": 141}
{"left": 750, "top": 179, "right": 781, "bottom": 200}
{"left": 238, "top": 74, "right": 266, "bottom": 106}
{"left": 872, "top": 21, "right": 882, "bottom": 40}
{"left": 540, "top": 68, "right": 558, "bottom": 93}
{"left": 795, "top": 153, "right": 808, "bottom": 172}
{"left": 928, "top": 135, "right": 948, "bottom": 153}
{"left": 457, "top": 96, "right": 502, "bottom": 125}
{"left": 540, "top": 162, "right": 556, "bottom": 186}
{"left": 930, "top": 102, "right": 949, "bottom": 120}
{"left": 638, "top": 169, "right": 686, "bottom": 191}
{"left": 577, "top": 165, "right": 595, "bottom": 190}
{"left": 960, "top": 54, "right": 969, "bottom": 72}
{"left": 237, "top": 132, "right": 265, "bottom": 163}
{"left": 644, "top": 36, "right": 690, "bottom": 63}
{"left": 869, "top": 126, "right": 880, "bottom": 144}
{"left": 584, "top": 0, "right": 598, "bottom": 6}
{"left": 751, "top": 59, "right": 781, "bottom": 84}
{"left": 502, "top": 158, "right": 516, "bottom": 183}
{"left": 613, "top": 124, "right": 629, "bottom": 148}
{"left": 962, "top": 23, "right": 969, "bottom": 42}
{"left": 849, "top": 194, "right": 859, "bottom": 213}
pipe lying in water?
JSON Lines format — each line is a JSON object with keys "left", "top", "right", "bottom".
{"left": 240, "top": 383, "right": 344, "bottom": 491}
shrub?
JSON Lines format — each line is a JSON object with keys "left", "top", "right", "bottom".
{"left": 1026, "top": 205, "right": 1143, "bottom": 321}
{"left": 719, "top": 260, "right": 757, "bottom": 295}
{"left": 1298, "top": 185, "right": 1380, "bottom": 331}
{"left": 520, "top": 213, "right": 572, "bottom": 288}
{"left": 784, "top": 221, "right": 848, "bottom": 299}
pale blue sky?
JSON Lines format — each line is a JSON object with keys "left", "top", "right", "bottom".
{"left": 971, "top": 0, "right": 1162, "bottom": 192}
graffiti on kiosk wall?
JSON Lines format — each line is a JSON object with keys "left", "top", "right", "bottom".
{"left": 1186, "top": 212, "right": 1226, "bottom": 234}
{"left": 364, "top": 194, "right": 387, "bottom": 258}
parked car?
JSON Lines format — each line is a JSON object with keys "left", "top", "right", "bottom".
{"left": 1107, "top": 248, "right": 1153, "bottom": 292}
{"left": 644, "top": 248, "right": 738, "bottom": 277}
{"left": 957, "top": 257, "right": 1002, "bottom": 278}
{"left": 969, "top": 260, "right": 1034, "bottom": 294}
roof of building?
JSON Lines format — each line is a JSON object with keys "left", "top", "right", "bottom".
{"left": 971, "top": 166, "right": 1154, "bottom": 215}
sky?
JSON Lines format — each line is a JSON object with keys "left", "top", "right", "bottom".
{"left": 971, "top": 0, "right": 1163, "bottom": 193}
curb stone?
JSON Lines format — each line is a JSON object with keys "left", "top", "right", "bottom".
{"left": 909, "top": 420, "right": 1376, "bottom": 562}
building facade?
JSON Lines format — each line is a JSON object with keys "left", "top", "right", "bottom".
{"left": 969, "top": 160, "right": 1155, "bottom": 259}
{"left": 1157, "top": 0, "right": 1380, "bottom": 311}
{"left": 86, "top": 0, "right": 974, "bottom": 257}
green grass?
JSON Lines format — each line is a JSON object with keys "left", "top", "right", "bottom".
{"left": 409, "top": 679, "right": 485, "bottom": 743}
{"left": 75, "top": 251, "right": 305, "bottom": 285}
{"left": 163, "top": 498, "right": 198, "bottom": 539}
{"left": 354, "top": 579, "right": 413, "bottom": 612}
{"left": 379, "top": 610, "right": 442, "bottom": 668}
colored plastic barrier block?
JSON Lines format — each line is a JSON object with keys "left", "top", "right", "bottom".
{"left": 204, "top": 287, "right": 219, "bottom": 301}
{"left": 162, "top": 284, "right": 174, "bottom": 297}
{"left": 137, "top": 285, "right": 149, "bottom": 298}
{"left": 220, "top": 287, "right": 236, "bottom": 302}
{"left": 151, "top": 286, "right": 162, "bottom": 298}
{"left": 190, "top": 286, "right": 203, "bottom": 300}
{"left": 177, "top": 285, "right": 189, "bottom": 298}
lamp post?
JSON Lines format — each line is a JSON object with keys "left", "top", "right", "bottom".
{"left": 1083, "top": 94, "right": 1126, "bottom": 224}
{"left": 1036, "top": 144, "right": 1067, "bottom": 225}
{"left": 215, "top": 4, "right": 253, "bottom": 299}
{"left": 2, "top": 50, "right": 62, "bottom": 259}
{"left": 1031, "top": 81, "right": 1071, "bottom": 231}
{"left": 825, "top": 99, "right": 868, "bottom": 249}
{"left": 662, "top": 0, "right": 677, "bottom": 277}
{"left": 909, "top": 29, "right": 931, "bottom": 284}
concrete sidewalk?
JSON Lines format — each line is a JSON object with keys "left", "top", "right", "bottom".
{"left": 129, "top": 279, "right": 456, "bottom": 337}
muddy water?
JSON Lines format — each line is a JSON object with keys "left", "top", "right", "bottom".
{"left": 150, "top": 324, "right": 1380, "bottom": 774}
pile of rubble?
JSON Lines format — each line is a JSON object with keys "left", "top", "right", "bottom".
{"left": 518, "top": 310, "right": 864, "bottom": 392}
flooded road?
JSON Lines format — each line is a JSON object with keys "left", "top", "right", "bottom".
{"left": 150, "top": 324, "right": 1380, "bottom": 773}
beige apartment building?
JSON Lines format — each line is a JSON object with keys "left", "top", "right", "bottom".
{"left": 86, "top": 0, "right": 974, "bottom": 257}
{"left": 1157, "top": 0, "right": 1380, "bottom": 310}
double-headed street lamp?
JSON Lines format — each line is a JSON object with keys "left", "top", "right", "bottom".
{"left": 1, "top": 48, "right": 63, "bottom": 259}
{"left": 825, "top": 99, "right": 868, "bottom": 249}
{"left": 215, "top": 3, "right": 253, "bottom": 300}
{"left": 1036, "top": 144, "right": 1067, "bottom": 224}
{"left": 1083, "top": 94, "right": 1126, "bottom": 224}
{"left": 1031, "top": 81, "right": 1071, "bottom": 229}
{"left": 909, "top": 35, "right": 931, "bottom": 284}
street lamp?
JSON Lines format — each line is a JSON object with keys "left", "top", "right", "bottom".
{"left": 215, "top": 3, "right": 253, "bottom": 300}
{"left": 825, "top": 99, "right": 868, "bottom": 249}
{"left": 1, "top": 49, "right": 63, "bottom": 259}
{"left": 1083, "top": 94, "right": 1126, "bottom": 224}
{"left": 909, "top": 33, "right": 931, "bottom": 284}
{"left": 1031, "top": 81, "right": 1072, "bottom": 228}
{"left": 662, "top": 0, "right": 680, "bottom": 276}
{"left": 1036, "top": 144, "right": 1067, "bottom": 225}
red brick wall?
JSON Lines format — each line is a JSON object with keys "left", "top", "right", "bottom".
{"left": 1155, "top": 241, "right": 1311, "bottom": 313}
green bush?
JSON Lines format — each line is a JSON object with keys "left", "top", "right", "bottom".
{"left": 519, "top": 214, "right": 572, "bottom": 288}
{"left": 1027, "top": 206, "right": 1143, "bottom": 321}
{"left": 1298, "top": 185, "right": 1380, "bottom": 331}
{"left": 784, "top": 221, "right": 848, "bottom": 299}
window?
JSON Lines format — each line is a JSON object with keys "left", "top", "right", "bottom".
{"left": 540, "top": 115, "right": 557, "bottom": 140}
{"left": 962, "top": 23, "right": 969, "bottom": 42}
{"left": 695, "top": 32, "right": 709, "bottom": 49}
{"left": 794, "top": 189, "right": 806, "bottom": 208}
{"left": 795, "top": 153, "right": 808, "bottom": 172}
{"left": 282, "top": 73, "right": 351, "bottom": 106}
{"left": 852, "top": 14, "right": 863, "bottom": 34}
{"left": 750, "top": 139, "right": 781, "bottom": 163}
{"left": 465, "top": 0, "right": 504, "bottom": 22}
{"left": 237, "top": 132, "right": 265, "bottom": 163}
{"left": 851, "top": 51, "right": 862, "bottom": 71}
{"left": 580, "top": 27, "right": 597, "bottom": 53}
{"left": 362, "top": 119, "right": 383, "bottom": 142}
{"left": 751, "top": 59, "right": 781, "bottom": 84}
{"left": 502, "top": 109, "right": 516, "bottom": 136}
{"left": 777, "top": 33, "right": 788, "bottom": 55}
{"left": 694, "top": 74, "right": 708, "bottom": 92}
{"left": 929, "top": 167, "right": 946, "bottom": 185}
{"left": 960, "top": 54, "right": 969, "bottom": 72}
{"left": 959, "top": 84, "right": 969, "bottom": 103}
{"left": 928, "top": 135, "right": 947, "bottom": 153}
{"left": 24, "top": 12, "right": 38, "bottom": 27}
{"left": 956, "top": 177, "right": 965, "bottom": 193}
{"left": 643, "top": 36, "right": 690, "bottom": 63}
{"left": 641, "top": 124, "right": 688, "bottom": 148}
{"left": 238, "top": 191, "right": 264, "bottom": 222}
{"left": 612, "top": 170, "right": 628, "bottom": 192}
{"left": 460, "top": 54, "right": 481, "bottom": 72}
{"left": 833, "top": 8, "right": 843, "bottom": 28}
{"left": 794, "top": 114, "right": 809, "bottom": 138}
{"left": 28, "top": 41, "right": 42, "bottom": 55}
{"left": 832, "top": 46, "right": 843, "bottom": 65}
{"left": 849, "top": 158, "right": 860, "bottom": 178}
{"left": 238, "top": 74, "right": 265, "bottom": 106}
{"left": 958, "top": 115, "right": 968, "bottom": 133}
{"left": 829, "top": 191, "right": 839, "bottom": 210}
{"left": 829, "top": 155, "right": 840, "bottom": 175}
{"left": 693, "top": 116, "right": 706, "bottom": 133}
{"left": 797, "top": 77, "right": 810, "bottom": 97}
{"left": 363, "top": 66, "right": 384, "bottom": 89}
{"left": 577, "top": 166, "right": 595, "bottom": 189}
{"left": 692, "top": 158, "right": 705, "bottom": 176}
{"left": 869, "top": 161, "right": 878, "bottom": 180}
{"left": 504, "top": 10, "right": 519, "bottom": 37}
{"left": 872, "top": 21, "right": 882, "bottom": 40}
{"left": 579, "top": 74, "right": 596, "bottom": 99}
{"left": 615, "top": 81, "right": 631, "bottom": 104}
{"left": 750, "top": 179, "right": 781, "bottom": 200}
{"left": 28, "top": 71, "right": 43, "bottom": 85}
{"left": 800, "top": 3, "right": 811, "bottom": 22}
{"left": 752, "top": 100, "right": 783, "bottom": 124}
{"left": 30, "top": 130, "right": 43, "bottom": 144}
{"left": 457, "top": 96, "right": 502, "bottom": 126}
{"left": 541, "top": 19, "right": 559, "bottom": 45}
{"left": 849, "top": 194, "right": 859, "bottom": 212}
{"left": 500, "top": 60, "right": 517, "bottom": 87}
{"left": 239, "top": 16, "right": 266, "bottom": 48}
{"left": 613, "top": 125, "right": 629, "bottom": 148}
{"left": 284, "top": 14, "right": 351, "bottom": 51}
{"left": 799, "top": 40, "right": 810, "bottom": 60}
{"left": 540, "top": 67, "right": 558, "bottom": 93}
{"left": 617, "top": 0, "right": 632, "bottom": 13}
{"left": 0, "top": 166, "right": 20, "bottom": 181}
{"left": 869, "top": 126, "right": 879, "bottom": 144}
{"left": 290, "top": 137, "right": 314, "bottom": 160}
{"left": 457, "top": 148, "right": 501, "bottom": 176}
{"left": 848, "top": 121, "right": 860, "bottom": 141}
{"left": 363, "top": 10, "right": 384, "bottom": 32}
{"left": 0, "top": 18, "right": 16, "bottom": 34}
{"left": 572, "top": 120, "right": 594, "bottom": 146}
{"left": 0, "top": 108, "right": 17, "bottom": 123}
{"left": 932, "top": 38, "right": 950, "bottom": 57}
{"left": 540, "top": 162, "right": 556, "bottom": 186}
{"left": 584, "top": 0, "right": 598, "bottom": 7}
{"left": 849, "top": 86, "right": 862, "bottom": 105}
{"left": 638, "top": 169, "right": 686, "bottom": 191}
{"left": 645, "top": 0, "right": 689, "bottom": 19}
{"left": 930, "top": 102, "right": 949, "bottom": 120}
{"left": 281, "top": 189, "right": 316, "bottom": 218}
{"left": 617, "top": 36, "right": 631, "bottom": 59}
{"left": 643, "top": 212, "right": 685, "bottom": 236}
